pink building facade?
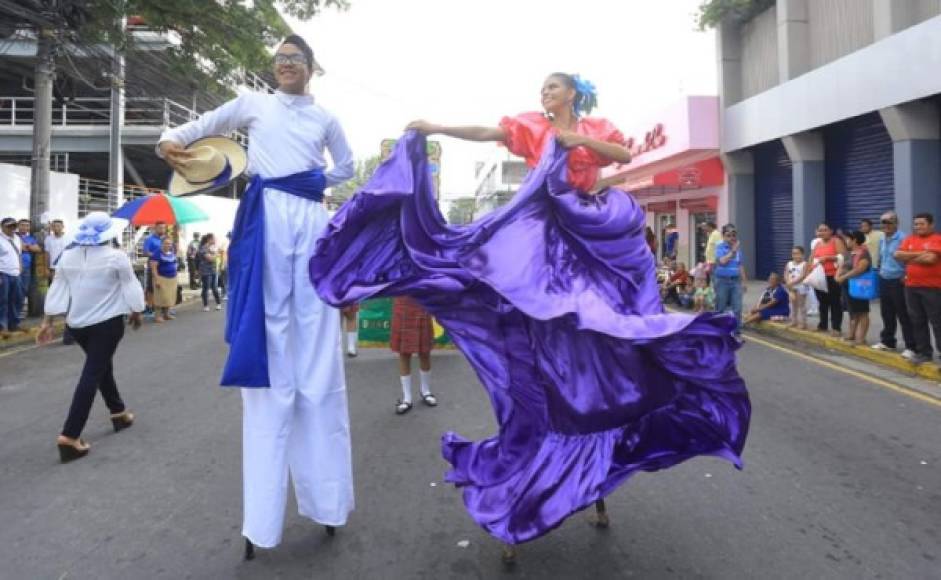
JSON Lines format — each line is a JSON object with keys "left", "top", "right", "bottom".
{"left": 605, "top": 96, "right": 726, "bottom": 268}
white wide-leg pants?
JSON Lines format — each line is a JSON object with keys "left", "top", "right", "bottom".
{"left": 241, "top": 189, "right": 353, "bottom": 548}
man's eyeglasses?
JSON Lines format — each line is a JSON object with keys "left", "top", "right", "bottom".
{"left": 274, "top": 53, "right": 308, "bottom": 66}
{"left": 880, "top": 219, "right": 896, "bottom": 225}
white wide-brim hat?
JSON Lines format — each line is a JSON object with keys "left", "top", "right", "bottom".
{"left": 74, "top": 212, "right": 129, "bottom": 246}
{"left": 167, "top": 136, "right": 248, "bottom": 197}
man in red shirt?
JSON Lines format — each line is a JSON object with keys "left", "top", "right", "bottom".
{"left": 894, "top": 213, "right": 941, "bottom": 365}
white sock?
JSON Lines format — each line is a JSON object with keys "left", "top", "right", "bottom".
{"left": 420, "top": 369, "right": 432, "bottom": 397}
{"left": 346, "top": 332, "right": 357, "bottom": 353}
{"left": 400, "top": 375, "right": 412, "bottom": 404}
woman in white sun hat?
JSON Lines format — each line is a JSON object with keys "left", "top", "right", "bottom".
{"left": 157, "top": 34, "right": 354, "bottom": 560}
{"left": 37, "top": 212, "right": 145, "bottom": 463}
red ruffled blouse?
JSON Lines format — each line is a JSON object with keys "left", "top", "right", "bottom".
{"left": 499, "top": 112, "right": 626, "bottom": 192}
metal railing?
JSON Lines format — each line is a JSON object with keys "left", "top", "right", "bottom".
{"left": 78, "top": 177, "right": 160, "bottom": 216}
{"left": 0, "top": 95, "right": 247, "bottom": 145}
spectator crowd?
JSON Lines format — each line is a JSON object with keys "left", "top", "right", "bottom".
{"left": 658, "top": 213, "right": 941, "bottom": 370}
{"left": 0, "top": 215, "right": 230, "bottom": 339}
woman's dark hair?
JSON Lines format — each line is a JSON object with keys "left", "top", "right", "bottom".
{"left": 200, "top": 233, "right": 214, "bottom": 247}
{"left": 847, "top": 230, "right": 866, "bottom": 246}
{"left": 281, "top": 34, "right": 314, "bottom": 70}
{"left": 548, "top": 72, "right": 597, "bottom": 116}
{"left": 915, "top": 212, "right": 935, "bottom": 224}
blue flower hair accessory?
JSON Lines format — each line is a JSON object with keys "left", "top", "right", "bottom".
{"left": 572, "top": 74, "right": 598, "bottom": 116}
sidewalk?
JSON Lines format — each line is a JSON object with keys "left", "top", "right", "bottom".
{"left": 740, "top": 279, "right": 941, "bottom": 382}
{"left": 0, "top": 287, "right": 204, "bottom": 351}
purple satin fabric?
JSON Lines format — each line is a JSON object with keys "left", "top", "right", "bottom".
{"left": 310, "top": 131, "right": 750, "bottom": 545}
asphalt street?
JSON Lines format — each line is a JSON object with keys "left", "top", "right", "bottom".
{"left": 0, "top": 303, "right": 939, "bottom": 580}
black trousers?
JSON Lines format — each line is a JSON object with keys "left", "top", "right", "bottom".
{"left": 187, "top": 258, "right": 199, "bottom": 290}
{"left": 879, "top": 278, "right": 915, "bottom": 349}
{"left": 815, "top": 276, "right": 843, "bottom": 332}
{"left": 61, "top": 316, "right": 126, "bottom": 439}
{"left": 905, "top": 287, "right": 941, "bottom": 359}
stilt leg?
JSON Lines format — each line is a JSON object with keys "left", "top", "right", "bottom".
{"left": 501, "top": 543, "right": 518, "bottom": 567}
{"left": 589, "top": 499, "right": 610, "bottom": 529}
{"left": 244, "top": 538, "right": 255, "bottom": 561}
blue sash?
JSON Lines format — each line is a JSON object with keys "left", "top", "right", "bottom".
{"left": 221, "top": 169, "right": 326, "bottom": 387}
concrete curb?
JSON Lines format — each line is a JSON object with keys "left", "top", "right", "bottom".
{"left": 0, "top": 290, "right": 205, "bottom": 352}
{"left": 748, "top": 321, "right": 941, "bottom": 382}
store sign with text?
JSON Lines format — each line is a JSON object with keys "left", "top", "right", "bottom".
{"left": 625, "top": 124, "right": 667, "bottom": 158}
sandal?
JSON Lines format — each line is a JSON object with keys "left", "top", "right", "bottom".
{"left": 420, "top": 393, "right": 438, "bottom": 407}
{"left": 57, "top": 437, "right": 90, "bottom": 463}
{"left": 395, "top": 400, "right": 413, "bottom": 415}
{"left": 111, "top": 410, "right": 135, "bottom": 432}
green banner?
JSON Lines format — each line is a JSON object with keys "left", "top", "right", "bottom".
{"left": 357, "top": 298, "right": 452, "bottom": 347}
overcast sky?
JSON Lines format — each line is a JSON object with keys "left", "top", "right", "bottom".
{"left": 292, "top": 0, "right": 717, "bottom": 197}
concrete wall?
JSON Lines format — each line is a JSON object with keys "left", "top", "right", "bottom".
{"left": 913, "top": 0, "right": 941, "bottom": 23}
{"left": 808, "top": 0, "right": 874, "bottom": 69}
{"left": 0, "top": 163, "right": 79, "bottom": 229}
{"left": 740, "top": 7, "right": 780, "bottom": 99}
{"left": 722, "top": 15, "right": 941, "bottom": 152}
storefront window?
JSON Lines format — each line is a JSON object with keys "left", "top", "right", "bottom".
{"left": 691, "top": 211, "right": 716, "bottom": 265}
{"left": 657, "top": 213, "right": 677, "bottom": 261}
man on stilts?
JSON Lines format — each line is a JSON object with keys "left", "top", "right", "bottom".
{"left": 158, "top": 35, "right": 355, "bottom": 559}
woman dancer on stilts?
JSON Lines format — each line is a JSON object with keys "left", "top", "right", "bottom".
{"left": 406, "top": 73, "right": 627, "bottom": 563}
{"left": 312, "top": 73, "right": 750, "bottom": 567}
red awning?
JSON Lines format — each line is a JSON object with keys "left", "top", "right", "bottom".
{"left": 679, "top": 196, "right": 718, "bottom": 212}
{"left": 652, "top": 157, "right": 724, "bottom": 189}
{"left": 646, "top": 200, "right": 678, "bottom": 213}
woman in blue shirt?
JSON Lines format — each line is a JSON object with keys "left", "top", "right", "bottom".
{"left": 149, "top": 237, "right": 179, "bottom": 323}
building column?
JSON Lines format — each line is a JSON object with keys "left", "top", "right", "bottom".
{"left": 880, "top": 101, "right": 941, "bottom": 228}
{"left": 716, "top": 19, "right": 743, "bottom": 108}
{"left": 676, "top": 206, "right": 691, "bottom": 267}
{"left": 873, "top": 0, "right": 915, "bottom": 40}
{"left": 722, "top": 151, "right": 755, "bottom": 275}
{"left": 777, "top": 0, "right": 810, "bottom": 82}
{"left": 782, "top": 131, "right": 825, "bottom": 248}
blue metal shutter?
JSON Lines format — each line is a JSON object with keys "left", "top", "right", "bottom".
{"left": 824, "top": 112, "right": 894, "bottom": 231}
{"left": 754, "top": 140, "right": 793, "bottom": 279}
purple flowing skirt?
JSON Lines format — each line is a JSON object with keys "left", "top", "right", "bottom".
{"left": 310, "top": 131, "right": 750, "bottom": 544}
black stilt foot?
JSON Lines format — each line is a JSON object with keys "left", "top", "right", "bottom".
{"left": 589, "top": 499, "right": 610, "bottom": 529}
{"left": 325, "top": 525, "right": 336, "bottom": 537}
{"left": 244, "top": 538, "right": 255, "bottom": 561}
{"left": 501, "top": 544, "right": 518, "bottom": 567}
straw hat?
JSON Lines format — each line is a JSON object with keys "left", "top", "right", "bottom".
{"left": 74, "top": 212, "right": 128, "bottom": 246}
{"left": 167, "top": 136, "right": 248, "bottom": 197}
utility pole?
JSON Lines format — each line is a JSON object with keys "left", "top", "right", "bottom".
{"left": 108, "top": 14, "right": 126, "bottom": 210}
{"left": 29, "top": 27, "right": 55, "bottom": 231}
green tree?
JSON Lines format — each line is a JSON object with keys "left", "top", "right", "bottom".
{"left": 695, "top": 0, "right": 775, "bottom": 30}
{"left": 85, "top": 0, "right": 350, "bottom": 86}
{"left": 329, "top": 155, "right": 382, "bottom": 203}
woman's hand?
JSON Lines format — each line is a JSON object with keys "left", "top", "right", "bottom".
{"left": 405, "top": 120, "right": 439, "bottom": 135}
{"left": 555, "top": 129, "right": 586, "bottom": 149}
{"left": 36, "top": 321, "right": 54, "bottom": 346}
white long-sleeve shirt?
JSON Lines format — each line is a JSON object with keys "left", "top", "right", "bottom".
{"left": 158, "top": 90, "right": 354, "bottom": 187}
{"left": 45, "top": 245, "right": 146, "bottom": 328}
